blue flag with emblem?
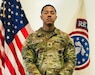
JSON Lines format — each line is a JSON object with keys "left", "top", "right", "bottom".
{"left": 69, "top": 18, "right": 90, "bottom": 70}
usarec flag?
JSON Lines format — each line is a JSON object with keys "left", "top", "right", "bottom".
{"left": 68, "top": 0, "right": 90, "bottom": 75}
{"left": 0, "top": 0, "right": 33, "bottom": 75}
{"left": 69, "top": 19, "right": 90, "bottom": 70}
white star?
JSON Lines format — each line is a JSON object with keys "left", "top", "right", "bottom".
{"left": 14, "top": 26, "right": 17, "bottom": 29}
{"left": 7, "top": 22, "right": 11, "bottom": 25}
{"left": 11, "top": 11, "right": 14, "bottom": 14}
{"left": 15, "top": 19, "right": 18, "bottom": 22}
{"left": 82, "top": 58, "right": 85, "bottom": 62}
{"left": 15, "top": 12, "right": 18, "bottom": 16}
{"left": 78, "top": 61, "right": 81, "bottom": 64}
{"left": 81, "top": 39, "right": 84, "bottom": 42}
{"left": 4, "top": 1, "right": 6, "bottom": 4}
{"left": 8, "top": 15, "right": 11, "bottom": 18}
{"left": 7, "top": 36, "right": 10, "bottom": 39}
{"left": 21, "top": 14, "right": 24, "bottom": 17}
{"left": 85, "top": 42, "right": 88, "bottom": 46}
{"left": 8, "top": 8, "right": 11, "bottom": 12}
{"left": 86, "top": 53, "right": 88, "bottom": 57}
{"left": 16, "top": 0, "right": 20, "bottom": 2}
{"left": 8, "top": 2, "right": 11, "bottom": 5}
{"left": 20, "top": 20, "right": 23, "bottom": 24}
{"left": 11, "top": 5, "right": 14, "bottom": 8}
{"left": 7, "top": 29, "right": 10, "bottom": 32}
{"left": 12, "top": 30, "right": 14, "bottom": 33}
{"left": 76, "top": 37, "right": 79, "bottom": 41}
{"left": 16, "top": 5, "right": 19, "bottom": 9}
{"left": 86, "top": 47, "right": 89, "bottom": 51}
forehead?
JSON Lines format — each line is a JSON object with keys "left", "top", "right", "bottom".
{"left": 43, "top": 6, "right": 55, "bottom": 10}
{"left": 42, "top": 6, "right": 56, "bottom": 13}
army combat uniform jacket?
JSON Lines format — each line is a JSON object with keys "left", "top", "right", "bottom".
{"left": 22, "top": 27, "right": 76, "bottom": 75}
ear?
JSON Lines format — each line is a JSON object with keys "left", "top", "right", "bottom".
{"left": 40, "top": 15, "right": 42, "bottom": 20}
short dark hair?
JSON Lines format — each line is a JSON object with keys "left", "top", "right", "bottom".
{"left": 41, "top": 4, "right": 56, "bottom": 14}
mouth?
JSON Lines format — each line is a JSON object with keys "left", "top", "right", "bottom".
{"left": 47, "top": 17, "right": 52, "bottom": 20}
{"left": 47, "top": 18, "right": 52, "bottom": 22}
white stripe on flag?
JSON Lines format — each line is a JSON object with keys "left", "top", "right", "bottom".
{"left": 5, "top": 42, "right": 19, "bottom": 75}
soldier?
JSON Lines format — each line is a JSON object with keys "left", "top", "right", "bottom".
{"left": 22, "top": 4, "right": 76, "bottom": 75}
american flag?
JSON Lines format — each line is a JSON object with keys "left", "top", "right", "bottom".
{"left": 0, "top": 0, "right": 33, "bottom": 75}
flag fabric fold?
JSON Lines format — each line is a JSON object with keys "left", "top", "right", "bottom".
{"left": 68, "top": 0, "right": 90, "bottom": 75}
{"left": 0, "top": 0, "right": 33, "bottom": 75}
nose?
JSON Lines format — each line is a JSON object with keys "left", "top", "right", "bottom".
{"left": 48, "top": 15, "right": 51, "bottom": 17}
{"left": 47, "top": 13, "right": 52, "bottom": 17}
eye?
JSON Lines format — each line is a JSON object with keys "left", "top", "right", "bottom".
{"left": 43, "top": 11, "right": 48, "bottom": 14}
{"left": 51, "top": 11, "right": 56, "bottom": 14}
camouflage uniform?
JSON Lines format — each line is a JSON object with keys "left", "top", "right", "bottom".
{"left": 22, "top": 27, "right": 76, "bottom": 75}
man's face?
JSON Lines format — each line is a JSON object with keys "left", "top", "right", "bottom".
{"left": 40, "top": 6, "right": 57, "bottom": 26}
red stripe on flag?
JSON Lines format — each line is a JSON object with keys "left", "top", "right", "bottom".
{"left": 21, "top": 27, "right": 29, "bottom": 39}
{"left": 75, "top": 59, "right": 90, "bottom": 70}
{"left": 0, "top": 52, "right": 5, "bottom": 67}
{"left": 0, "top": 50, "right": 4, "bottom": 75}
{"left": 0, "top": 31, "right": 4, "bottom": 46}
{"left": 9, "top": 42, "right": 25, "bottom": 75}
{"left": 0, "top": 30, "right": 5, "bottom": 68}
{"left": 5, "top": 54, "right": 16, "bottom": 75}
{"left": 69, "top": 31, "right": 88, "bottom": 38}
{"left": 0, "top": 68, "right": 2, "bottom": 75}
{"left": 15, "top": 35, "right": 23, "bottom": 51}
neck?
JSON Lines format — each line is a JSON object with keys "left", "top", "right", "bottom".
{"left": 43, "top": 24, "right": 55, "bottom": 31}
